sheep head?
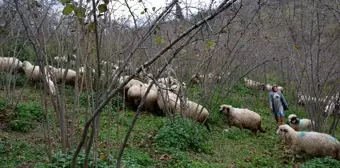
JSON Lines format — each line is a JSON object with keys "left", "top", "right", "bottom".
{"left": 22, "top": 61, "right": 33, "bottom": 69}
{"left": 219, "top": 104, "right": 232, "bottom": 115}
{"left": 276, "top": 124, "right": 294, "bottom": 137}
{"left": 288, "top": 114, "right": 298, "bottom": 123}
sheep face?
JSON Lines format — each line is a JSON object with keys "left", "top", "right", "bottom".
{"left": 276, "top": 124, "right": 291, "bottom": 136}
{"left": 290, "top": 117, "right": 299, "bottom": 125}
{"left": 288, "top": 114, "right": 298, "bottom": 124}
{"left": 22, "top": 61, "right": 32, "bottom": 69}
{"left": 219, "top": 105, "right": 232, "bottom": 115}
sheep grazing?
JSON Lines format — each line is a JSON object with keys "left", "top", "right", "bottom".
{"left": 219, "top": 104, "right": 265, "bottom": 135}
{"left": 244, "top": 77, "right": 265, "bottom": 91}
{"left": 126, "top": 83, "right": 162, "bottom": 115}
{"left": 169, "top": 82, "right": 187, "bottom": 94}
{"left": 22, "top": 61, "right": 47, "bottom": 82}
{"left": 0, "top": 57, "right": 24, "bottom": 74}
{"left": 181, "top": 100, "right": 210, "bottom": 124}
{"left": 157, "top": 90, "right": 210, "bottom": 129}
{"left": 48, "top": 67, "right": 77, "bottom": 86}
{"left": 157, "top": 90, "right": 182, "bottom": 115}
{"left": 189, "top": 74, "right": 203, "bottom": 85}
{"left": 276, "top": 124, "right": 340, "bottom": 161}
{"left": 22, "top": 61, "right": 56, "bottom": 95}
{"left": 120, "top": 77, "right": 144, "bottom": 95}
{"left": 297, "top": 93, "right": 328, "bottom": 106}
{"left": 157, "top": 77, "right": 178, "bottom": 87}
{"left": 288, "top": 114, "right": 314, "bottom": 131}
{"left": 324, "top": 101, "right": 340, "bottom": 117}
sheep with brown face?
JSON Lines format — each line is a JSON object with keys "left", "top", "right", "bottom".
{"left": 219, "top": 104, "right": 265, "bottom": 135}
{"left": 277, "top": 124, "right": 340, "bottom": 161}
{"left": 288, "top": 114, "right": 314, "bottom": 131}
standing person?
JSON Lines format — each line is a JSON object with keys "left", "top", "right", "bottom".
{"left": 269, "top": 86, "right": 288, "bottom": 126}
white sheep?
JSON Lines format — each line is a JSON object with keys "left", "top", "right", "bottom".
{"left": 157, "top": 90, "right": 210, "bottom": 127}
{"left": 157, "top": 77, "right": 178, "bottom": 87}
{"left": 276, "top": 124, "right": 340, "bottom": 161}
{"left": 244, "top": 77, "right": 265, "bottom": 91}
{"left": 48, "top": 66, "right": 77, "bottom": 85}
{"left": 288, "top": 114, "right": 314, "bottom": 131}
{"left": 22, "top": 61, "right": 47, "bottom": 82}
{"left": 219, "top": 104, "right": 265, "bottom": 135}
{"left": 126, "top": 83, "right": 162, "bottom": 115}
{"left": 169, "top": 82, "right": 187, "bottom": 94}
{"left": 324, "top": 100, "right": 340, "bottom": 117}
{"left": 181, "top": 100, "right": 210, "bottom": 124}
{"left": 119, "top": 77, "right": 144, "bottom": 95}
{"left": 22, "top": 61, "right": 56, "bottom": 95}
{"left": 0, "top": 57, "right": 24, "bottom": 74}
{"left": 157, "top": 90, "right": 182, "bottom": 115}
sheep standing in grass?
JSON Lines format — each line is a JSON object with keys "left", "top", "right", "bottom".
{"left": 121, "top": 78, "right": 144, "bottom": 95}
{"left": 126, "top": 83, "right": 162, "bottom": 115}
{"left": 157, "top": 90, "right": 210, "bottom": 129}
{"left": 181, "top": 100, "right": 209, "bottom": 124}
{"left": 22, "top": 61, "right": 56, "bottom": 95}
{"left": 288, "top": 114, "right": 314, "bottom": 131}
{"left": 22, "top": 61, "right": 46, "bottom": 82}
{"left": 244, "top": 77, "right": 265, "bottom": 91}
{"left": 276, "top": 124, "right": 340, "bottom": 161}
{"left": 219, "top": 104, "right": 265, "bottom": 135}
{"left": 48, "top": 66, "right": 77, "bottom": 86}
{"left": 0, "top": 57, "right": 24, "bottom": 74}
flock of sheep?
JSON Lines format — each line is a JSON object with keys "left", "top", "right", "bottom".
{"left": 1, "top": 56, "right": 340, "bottom": 162}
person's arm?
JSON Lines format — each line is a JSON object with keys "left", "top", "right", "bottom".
{"left": 269, "top": 92, "right": 273, "bottom": 109}
{"left": 280, "top": 92, "right": 288, "bottom": 107}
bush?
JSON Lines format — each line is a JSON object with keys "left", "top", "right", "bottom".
{"left": 8, "top": 102, "right": 43, "bottom": 132}
{"left": 0, "top": 98, "right": 8, "bottom": 112}
{"left": 122, "top": 148, "right": 154, "bottom": 168}
{"left": 155, "top": 115, "right": 210, "bottom": 153}
{"left": 37, "top": 150, "right": 108, "bottom": 168}
{"left": 300, "top": 157, "right": 340, "bottom": 168}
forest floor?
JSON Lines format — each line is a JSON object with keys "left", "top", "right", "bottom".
{"left": 0, "top": 78, "right": 340, "bottom": 168}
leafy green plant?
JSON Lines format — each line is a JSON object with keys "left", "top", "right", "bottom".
{"left": 8, "top": 102, "right": 43, "bottom": 132}
{"left": 300, "top": 157, "right": 340, "bottom": 168}
{"left": 122, "top": 148, "right": 154, "bottom": 167}
{"left": 155, "top": 115, "right": 210, "bottom": 153}
{"left": 38, "top": 150, "right": 108, "bottom": 168}
{"left": 0, "top": 98, "right": 8, "bottom": 112}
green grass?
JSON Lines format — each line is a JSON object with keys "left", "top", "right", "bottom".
{"left": 0, "top": 79, "right": 340, "bottom": 168}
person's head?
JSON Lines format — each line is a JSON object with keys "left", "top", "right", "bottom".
{"left": 272, "top": 86, "right": 278, "bottom": 92}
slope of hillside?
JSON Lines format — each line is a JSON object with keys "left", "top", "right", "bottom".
{"left": 0, "top": 79, "right": 339, "bottom": 168}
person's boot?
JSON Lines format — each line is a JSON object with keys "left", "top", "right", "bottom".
{"left": 280, "top": 116, "right": 285, "bottom": 125}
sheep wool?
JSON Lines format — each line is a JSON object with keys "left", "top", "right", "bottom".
{"left": 288, "top": 114, "right": 314, "bottom": 131}
{"left": 276, "top": 124, "right": 340, "bottom": 161}
{"left": 219, "top": 104, "right": 265, "bottom": 135}
{"left": 0, "top": 57, "right": 24, "bottom": 74}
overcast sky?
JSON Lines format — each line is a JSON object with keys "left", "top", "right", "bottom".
{"left": 0, "top": 0, "right": 225, "bottom": 25}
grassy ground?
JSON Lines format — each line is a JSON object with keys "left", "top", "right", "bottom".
{"left": 0, "top": 78, "right": 340, "bottom": 168}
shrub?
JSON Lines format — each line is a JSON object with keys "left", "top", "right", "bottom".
{"left": 0, "top": 98, "right": 8, "bottom": 112}
{"left": 38, "top": 150, "right": 108, "bottom": 168}
{"left": 300, "top": 157, "right": 340, "bottom": 168}
{"left": 8, "top": 102, "right": 43, "bottom": 132}
{"left": 155, "top": 115, "right": 210, "bottom": 153}
{"left": 122, "top": 148, "right": 154, "bottom": 167}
